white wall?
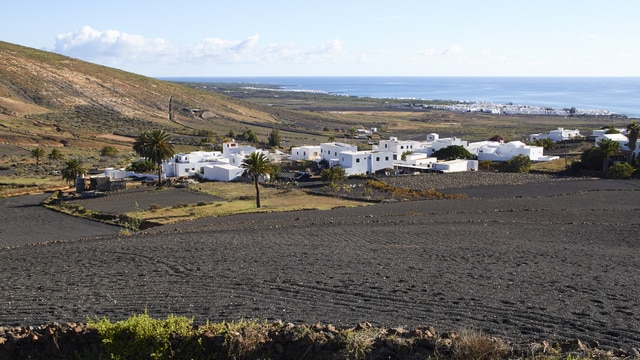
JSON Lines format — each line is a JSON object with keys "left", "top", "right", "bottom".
{"left": 434, "top": 159, "right": 478, "bottom": 173}
{"left": 203, "top": 164, "right": 244, "bottom": 182}
{"left": 338, "top": 151, "right": 393, "bottom": 176}
{"left": 477, "top": 141, "right": 547, "bottom": 161}
{"left": 320, "top": 142, "right": 358, "bottom": 161}
{"left": 290, "top": 145, "right": 321, "bottom": 161}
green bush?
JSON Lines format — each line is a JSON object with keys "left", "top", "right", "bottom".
{"left": 504, "top": 155, "right": 531, "bottom": 173}
{"left": 89, "top": 312, "right": 196, "bottom": 359}
{"left": 432, "top": 145, "right": 474, "bottom": 160}
{"left": 580, "top": 147, "right": 604, "bottom": 171}
{"left": 127, "top": 159, "right": 156, "bottom": 173}
{"left": 607, "top": 163, "right": 635, "bottom": 179}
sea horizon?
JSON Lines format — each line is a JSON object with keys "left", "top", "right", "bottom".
{"left": 159, "top": 76, "right": 640, "bottom": 118}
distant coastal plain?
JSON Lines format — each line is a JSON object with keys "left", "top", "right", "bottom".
{"left": 162, "top": 76, "right": 640, "bottom": 118}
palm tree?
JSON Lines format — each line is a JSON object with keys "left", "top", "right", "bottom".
{"left": 61, "top": 158, "right": 85, "bottom": 185}
{"left": 625, "top": 120, "right": 640, "bottom": 162}
{"left": 597, "top": 139, "right": 621, "bottom": 174}
{"left": 133, "top": 130, "right": 175, "bottom": 186}
{"left": 48, "top": 148, "right": 63, "bottom": 163}
{"left": 240, "top": 152, "right": 271, "bottom": 208}
{"left": 30, "top": 147, "right": 45, "bottom": 166}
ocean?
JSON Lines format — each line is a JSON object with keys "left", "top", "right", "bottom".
{"left": 160, "top": 77, "right": 640, "bottom": 118}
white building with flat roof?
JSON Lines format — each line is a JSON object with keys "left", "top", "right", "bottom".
{"left": 203, "top": 163, "right": 245, "bottom": 182}
{"left": 163, "top": 151, "right": 224, "bottom": 178}
{"left": 592, "top": 129, "right": 629, "bottom": 151}
{"left": 476, "top": 141, "right": 558, "bottom": 162}
{"left": 290, "top": 145, "right": 321, "bottom": 161}
{"left": 336, "top": 150, "right": 394, "bottom": 176}
{"left": 530, "top": 127, "right": 582, "bottom": 142}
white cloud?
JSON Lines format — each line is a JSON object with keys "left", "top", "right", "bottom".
{"left": 53, "top": 26, "right": 345, "bottom": 69}
{"left": 55, "top": 26, "right": 175, "bottom": 63}
{"left": 418, "top": 44, "right": 465, "bottom": 57}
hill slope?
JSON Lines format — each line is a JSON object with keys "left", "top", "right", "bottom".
{"left": 0, "top": 41, "right": 278, "bottom": 145}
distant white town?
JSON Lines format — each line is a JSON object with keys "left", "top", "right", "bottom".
{"left": 392, "top": 101, "right": 620, "bottom": 117}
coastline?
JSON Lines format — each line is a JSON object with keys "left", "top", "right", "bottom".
{"left": 160, "top": 76, "right": 640, "bottom": 118}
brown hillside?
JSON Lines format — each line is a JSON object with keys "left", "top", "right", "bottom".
{"left": 0, "top": 41, "right": 278, "bottom": 141}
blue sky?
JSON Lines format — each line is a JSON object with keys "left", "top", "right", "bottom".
{"left": 3, "top": 0, "right": 639, "bottom": 77}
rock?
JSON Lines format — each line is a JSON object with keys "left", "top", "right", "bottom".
{"left": 427, "top": 326, "right": 436, "bottom": 337}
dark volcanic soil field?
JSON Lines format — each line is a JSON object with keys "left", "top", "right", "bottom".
{"left": 0, "top": 177, "right": 639, "bottom": 350}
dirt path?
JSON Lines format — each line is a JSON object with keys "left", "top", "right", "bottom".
{"left": 0, "top": 179, "right": 638, "bottom": 350}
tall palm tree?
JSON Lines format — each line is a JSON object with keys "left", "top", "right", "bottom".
{"left": 30, "top": 147, "right": 45, "bottom": 166}
{"left": 597, "top": 139, "right": 621, "bottom": 174}
{"left": 625, "top": 120, "right": 640, "bottom": 162}
{"left": 61, "top": 158, "right": 85, "bottom": 185}
{"left": 133, "top": 130, "right": 175, "bottom": 186}
{"left": 240, "top": 152, "right": 271, "bottom": 208}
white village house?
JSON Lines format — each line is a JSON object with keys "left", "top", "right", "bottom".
{"left": 163, "top": 151, "right": 224, "bottom": 178}
{"left": 334, "top": 150, "right": 394, "bottom": 176}
{"left": 161, "top": 140, "right": 269, "bottom": 182}
{"left": 156, "top": 130, "right": 562, "bottom": 183}
{"left": 529, "top": 127, "right": 582, "bottom": 143}
{"left": 475, "top": 140, "right": 559, "bottom": 162}
{"left": 591, "top": 129, "right": 630, "bottom": 151}
{"left": 289, "top": 145, "right": 321, "bottom": 161}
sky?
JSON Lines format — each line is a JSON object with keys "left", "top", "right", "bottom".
{"left": 3, "top": 0, "right": 640, "bottom": 77}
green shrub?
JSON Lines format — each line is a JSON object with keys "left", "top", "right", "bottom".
{"left": 432, "top": 145, "right": 474, "bottom": 160}
{"left": 89, "top": 312, "right": 196, "bottom": 359}
{"left": 607, "top": 162, "right": 635, "bottom": 179}
{"left": 505, "top": 154, "right": 531, "bottom": 173}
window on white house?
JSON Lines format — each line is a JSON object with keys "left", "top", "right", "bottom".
{"left": 376, "top": 157, "right": 380, "bottom": 161}
{"left": 356, "top": 158, "right": 360, "bottom": 163}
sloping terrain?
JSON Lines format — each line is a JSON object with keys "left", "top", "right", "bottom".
{"left": 0, "top": 41, "right": 279, "bottom": 152}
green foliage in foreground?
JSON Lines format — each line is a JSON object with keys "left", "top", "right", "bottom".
{"left": 89, "top": 312, "right": 195, "bottom": 359}
{"left": 85, "top": 313, "right": 621, "bottom": 360}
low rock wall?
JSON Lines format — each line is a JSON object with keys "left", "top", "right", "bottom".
{"left": 0, "top": 322, "right": 630, "bottom": 359}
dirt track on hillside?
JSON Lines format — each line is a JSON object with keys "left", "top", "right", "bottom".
{"left": 0, "top": 177, "right": 639, "bottom": 350}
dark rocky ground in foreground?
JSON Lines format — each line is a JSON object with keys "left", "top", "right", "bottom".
{"left": 0, "top": 174, "right": 639, "bottom": 351}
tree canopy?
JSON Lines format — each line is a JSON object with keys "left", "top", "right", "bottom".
{"left": 133, "top": 130, "right": 175, "bottom": 185}
{"left": 268, "top": 127, "right": 281, "bottom": 147}
{"left": 240, "top": 152, "right": 271, "bottom": 208}
{"left": 61, "top": 158, "right": 85, "bottom": 185}
{"left": 30, "top": 147, "right": 45, "bottom": 166}
{"left": 597, "top": 139, "right": 621, "bottom": 173}
{"left": 432, "top": 145, "right": 474, "bottom": 161}
{"left": 48, "top": 148, "right": 64, "bottom": 163}
{"left": 625, "top": 121, "right": 640, "bottom": 162}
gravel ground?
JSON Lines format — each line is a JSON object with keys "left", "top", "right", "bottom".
{"left": 0, "top": 175, "right": 639, "bottom": 351}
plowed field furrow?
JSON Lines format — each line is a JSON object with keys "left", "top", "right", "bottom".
{"left": 1, "top": 178, "right": 639, "bottom": 351}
